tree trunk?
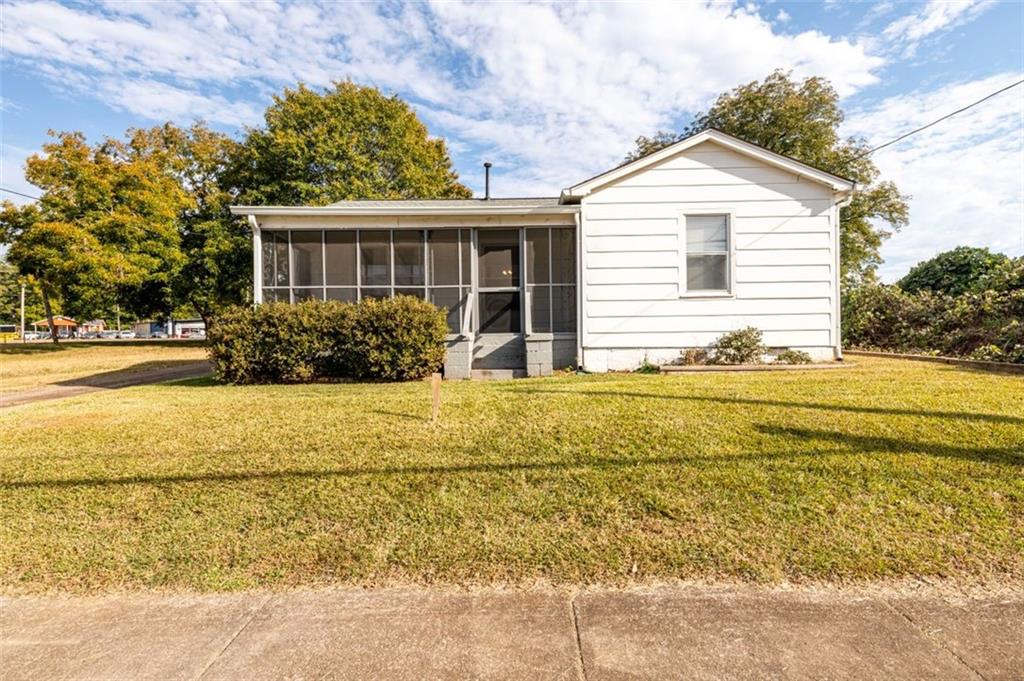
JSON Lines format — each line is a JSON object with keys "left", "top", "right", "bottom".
{"left": 41, "top": 287, "right": 59, "bottom": 344}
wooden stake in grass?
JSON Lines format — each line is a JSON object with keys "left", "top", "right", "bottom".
{"left": 430, "top": 372, "right": 442, "bottom": 422}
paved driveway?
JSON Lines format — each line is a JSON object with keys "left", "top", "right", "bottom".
{"left": 0, "top": 360, "right": 211, "bottom": 408}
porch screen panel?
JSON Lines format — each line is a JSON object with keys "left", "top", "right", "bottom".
{"left": 261, "top": 230, "right": 290, "bottom": 301}
{"left": 427, "top": 229, "right": 467, "bottom": 334}
{"left": 525, "top": 227, "right": 575, "bottom": 334}
{"left": 360, "top": 230, "right": 391, "bottom": 289}
{"left": 290, "top": 230, "right": 323, "bottom": 301}
{"left": 394, "top": 231, "right": 425, "bottom": 286}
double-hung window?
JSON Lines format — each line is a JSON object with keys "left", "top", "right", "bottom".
{"left": 681, "top": 213, "right": 731, "bottom": 295}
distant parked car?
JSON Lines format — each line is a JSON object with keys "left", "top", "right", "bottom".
{"left": 116, "top": 330, "right": 136, "bottom": 339}
{"left": 100, "top": 330, "right": 119, "bottom": 339}
{"left": 151, "top": 331, "right": 169, "bottom": 338}
{"left": 23, "top": 332, "right": 41, "bottom": 341}
{"left": 78, "top": 332, "right": 98, "bottom": 339}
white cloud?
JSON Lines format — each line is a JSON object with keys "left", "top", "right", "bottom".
{"left": 2, "top": 0, "right": 885, "bottom": 196}
{"left": 775, "top": 9, "right": 791, "bottom": 24}
{"left": 882, "top": 0, "right": 996, "bottom": 57}
{"left": 844, "top": 73, "right": 1024, "bottom": 281}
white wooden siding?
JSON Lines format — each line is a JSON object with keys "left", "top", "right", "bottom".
{"left": 579, "top": 140, "right": 838, "bottom": 358}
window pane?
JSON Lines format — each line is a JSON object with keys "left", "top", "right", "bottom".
{"left": 261, "top": 232, "right": 278, "bottom": 286}
{"left": 325, "top": 231, "right": 356, "bottom": 286}
{"left": 686, "top": 254, "right": 728, "bottom": 291}
{"left": 430, "top": 287, "right": 464, "bottom": 334}
{"left": 361, "top": 287, "right": 390, "bottom": 300}
{"left": 326, "top": 287, "right": 357, "bottom": 302}
{"left": 394, "top": 231, "right": 424, "bottom": 286}
{"left": 395, "top": 287, "right": 424, "bottom": 299}
{"left": 479, "top": 291, "right": 521, "bottom": 333}
{"left": 461, "top": 231, "right": 471, "bottom": 285}
{"left": 427, "top": 230, "right": 460, "bottom": 286}
{"left": 551, "top": 228, "right": 575, "bottom": 284}
{"left": 291, "top": 231, "right": 323, "bottom": 286}
{"left": 552, "top": 286, "right": 576, "bottom": 332}
{"left": 262, "top": 288, "right": 287, "bottom": 302}
{"left": 686, "top": 215, "right": 727, "bottom": 251}
{"left": 528, "top": 285, "right": 551, "bottom": 333}
{"left": 526, "top": 229, "right": 550, "bottom": 284}
{"left": 478, "top": 229, "right": 519, "bottom": 288}
{"left": 274, "top": 233, "right": 289, "bottom": 286}
{"left": 360, "top": 230, "right": 391, "bottom": 286}
{"left": 293, "top": 288, "right": 322, "bottom": 302}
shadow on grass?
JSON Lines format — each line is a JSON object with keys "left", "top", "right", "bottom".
{"left": 504, "top": 388, "right": 1024, "bottom": 426}
{"left": 53, "top": 360, "right": 211, "bottom": 389}
{"left": 0, "top": 340, "right": 206, "bottom": 355}
{"left": 5, "top": 426, "right": 1019, "bottom": 490}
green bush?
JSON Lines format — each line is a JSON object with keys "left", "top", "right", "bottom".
{"left": 634, "top": 359, "right": 661, "bottom": 374}
{"left": 709, "top": 327, "right": 766, "bottom": 365}
{"left": 207, "top": 296, "right": 448, "bottom": 384}
{"left": 342, "top": 295, "right": 449, "bottom": 381}
{"left": 843, "top": 256, "right": 1024, "bottom": 364}
{"left": 207, "top": 301, "right": 339, "bottom": 384}
{"left": 775, "top": 349, "right": 812, "bottom": 364}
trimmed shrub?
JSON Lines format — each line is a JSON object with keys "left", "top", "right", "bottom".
{"left": 709, "top": 327, "right": 766, "bottom": 365}
{"left": 775, "top": 349, "right": 812, "bottom": 365}
{"left": 207, "top": 301, "right": 341, "bottom": 384}
{"left": 207, "top": 296, "right": 448, "bottom": 384}
{"left": 342, "top": 295, "right": 449, "bottom": 381}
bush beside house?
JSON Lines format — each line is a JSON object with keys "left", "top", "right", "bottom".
{"left": 207, "top": 296, "right": 448, "bottom": 383}
{"left": 843, "top": 256, "right": 1024, "bottom": 364}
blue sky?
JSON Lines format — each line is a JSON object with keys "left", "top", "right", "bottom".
{"left": 1, "top": 0, "right": 1022, "bottom": 281}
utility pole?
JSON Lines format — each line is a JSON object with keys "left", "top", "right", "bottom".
{"left": 20, "top": 284, "right": 25, "bottom": 343}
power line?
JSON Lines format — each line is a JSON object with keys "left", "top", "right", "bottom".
{"left": 0, "top": 187, "right": 41, "bottom": 201}
{"left": 850, "top": 78, "right": 1024, "bottom": 163}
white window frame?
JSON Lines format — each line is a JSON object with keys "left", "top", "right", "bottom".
{"left": 679, "top": 209, "right": 735, "bottom": 298}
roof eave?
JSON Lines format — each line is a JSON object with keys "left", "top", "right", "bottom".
{"left": 229, "top": 204, "right": 580, "bottom": 217}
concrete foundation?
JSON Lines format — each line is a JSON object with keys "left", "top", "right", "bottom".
{"left": 442, "top": 336, "right": 473, "bottom": 380}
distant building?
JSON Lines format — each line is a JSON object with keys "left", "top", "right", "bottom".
{"left": 32, "top": 315, "right": 77, "bottom": 338}
{"left": 169, "top": 318, "right": 205, "bottom": 338}
{"left": 79, "top": 319, "right": 106, "bottom": 335}
{"left": 132, "top": 321, "right": 167, "bottom": 337}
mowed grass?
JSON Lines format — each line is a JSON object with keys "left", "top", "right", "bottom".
{"left": 1, "top": 357, "right": 1021, "bottom": 593}
{"left": 0, "top": 340, "right": 208, "bottom": 396}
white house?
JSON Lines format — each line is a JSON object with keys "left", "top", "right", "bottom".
{"left": 231, "top": 129, "right": 854, "bottom": 378}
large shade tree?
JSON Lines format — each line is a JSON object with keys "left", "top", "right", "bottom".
{"left": 228, "top": 81, "right": 472, "bottom": 205}
{"left": 162, "top": 123, "right": 251, "bottom": 324}
{"left": 0, "top": 130, "right": 189, "bottom": 341}
{"left": 629, "top": 70, "right": 909, "bottom": 286}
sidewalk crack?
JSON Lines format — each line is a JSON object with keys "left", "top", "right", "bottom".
{"left": 570, "top": 592, "right": 588, "bottom": 681}
{"left": 195, "top": 594, "right": 271, "bottom": 680}
{"left": 884, "top": 599, "right": 987, "bottom": 681}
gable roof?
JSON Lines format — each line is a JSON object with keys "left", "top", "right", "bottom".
{"left": 561, "top": 128, "right": 856, "bottom": 203}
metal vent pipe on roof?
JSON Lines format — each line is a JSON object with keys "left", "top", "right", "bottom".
{"left": 484, "top": 162, "right": 492, "bottom": 200}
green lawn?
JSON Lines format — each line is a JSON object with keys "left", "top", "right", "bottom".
{"left": 1, "top": 356, "right": 1021, "bottom": 593}
{"left": 0, "top": 340, "right": 207, "bottom": 396}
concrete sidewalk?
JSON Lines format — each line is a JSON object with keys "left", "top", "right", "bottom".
{"left": 2, "top": 586, "right": 1020, "bottom": 680}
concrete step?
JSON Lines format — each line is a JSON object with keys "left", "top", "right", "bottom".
{"left": 470, "top": 369, "right": 526, "bottom": 381}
